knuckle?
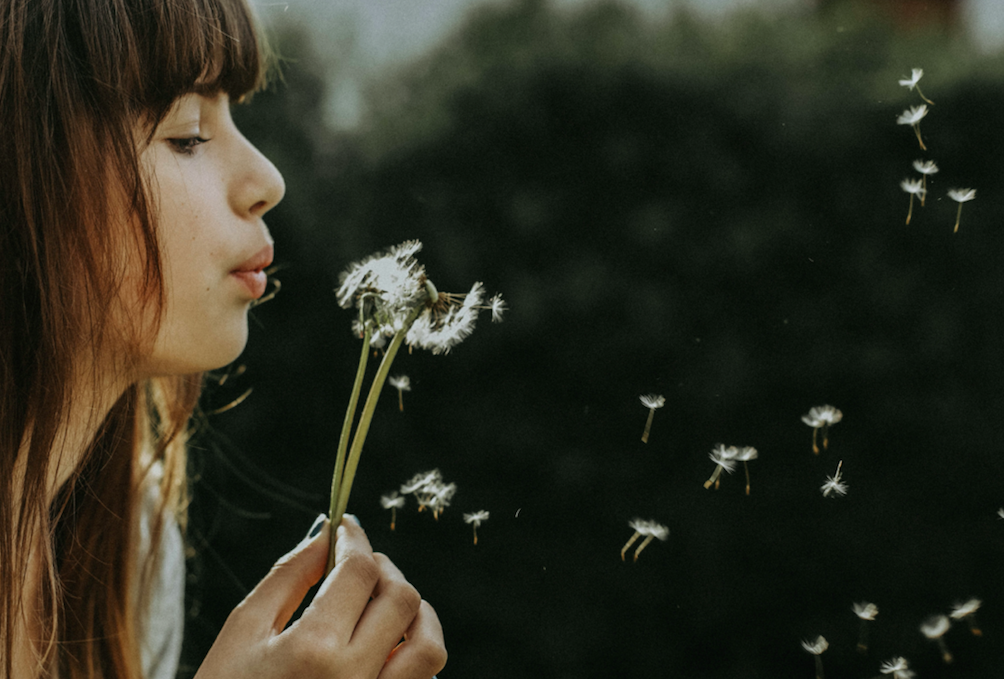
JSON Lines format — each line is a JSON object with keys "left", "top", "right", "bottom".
{"left": 413, "top": 636, "right": 448, "bottom": 674}
{"left": 386, "top": 580, "right": 422, "bottom": 621}
{"left": 339, "top": 550, "right": 380, "bottom": 588}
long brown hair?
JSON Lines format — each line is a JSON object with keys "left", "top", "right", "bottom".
{"left": 0, "top": 0, "right": 272, "bottom": 676}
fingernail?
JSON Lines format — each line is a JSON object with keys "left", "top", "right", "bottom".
{"left": 307, "top": 514, "right": 327, "bottom": 538}
{"left": 344, "top": 513, "right": 362, "bottom": 527}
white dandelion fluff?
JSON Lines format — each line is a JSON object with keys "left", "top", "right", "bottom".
{"left": 620, "top": 518, "right": 669, "bottom": 562}
{"left": 639, "top": 393, "right": 666, "bottom": 443}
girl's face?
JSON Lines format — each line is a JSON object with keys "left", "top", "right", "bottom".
{"left": 136, "top": 90, "right": 285, "bottom": 377}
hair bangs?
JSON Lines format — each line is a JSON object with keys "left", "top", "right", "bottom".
{"left": 132, "top": 0, "right": 271, "bottom": 123}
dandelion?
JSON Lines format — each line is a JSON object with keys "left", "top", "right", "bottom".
{"left": 950, "top": 598, "right": 983, "bottom": 636}
{"left": 703, "top": 444, "right": 737, "bottom": 490}
{"left": 639, "top": 394, "right": 665, "bottom": 443}
{"left": 821, "top": 460, "right": 848, "bottom": 498}
{"left": 801, "top": 405, "right": 842, "bottom": 454}
{"left": 912, "top": 159, "right": 939, "bottom": 204}
{"left": 326, "top": 241, "right": 502, "bottom": 571}
{"left": 463, "top": 510, "right": 490, "bottom": 545}
{"left": 380, "top": 492, "right": 406, "bottom": 530}
{"left": 947, "top": 188, "right": 976, "bottom": 233}
{"left": 620, "top": 518, "right": 669, "bottom": 562}
{"left": 801, "top": 635, "right": 828, "bottom": 679}
{"left": 900, "top": 178, "right": 926, "bottom": 225}
{"left": 898, "top": 67, "right": 934, "bottom": 105}
{"left": 997, "top": 507, "right": 1004, "bottom": 519}
{"left": 920, "top": 614, "right": 953, "bottom": 663}
{"left": 853, "top": 601, "right": 879, "bottom": 652}
{"left": 387, "top": 374, "right": 411, "bottom": 411}
{"left": 880, "top": 656, "right": 916, "bottom": 679}
{"left": 734, "top": 446, "right": 758, "bottom": 495}
{"left": 897, "top": 105, "right": 929, "bottom": 151}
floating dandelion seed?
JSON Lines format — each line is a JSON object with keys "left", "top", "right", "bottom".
{"left": 801, "top": 405, "right": 842, "bottom": 454}
{"left": 900, "top": 178, "right": 926, "bottom": 225}
{"left": 801, "top": 635, "right": 829, "bottom": 679}
{"left": 734, "top": 446, "right": 758, "bottom": 495}
{"left": 620, "top": 518, "right": 669, "bottom": 562}
{"left": 880, "top": 656, "right": 916, "bottom": 679}
{"left": 899, "top": 68, "right": 935, "bottom": 105}
{"left": 912, "top": 159, "right": 939, "bottom": 204}
{"left": 703, "top": 444, "right": 738, "bottom": 490}
{"left": 387, "top": 374, "right": 412, "bottom": 411}
{"left": 639, "top": 394, "right": 665, "bottom": 443}
{"left": 897, "top": 105, "right": 929, "bottom": 151}
{"left": 947, "top": 188, "right": 976, "bottom": 233}
{"left": 950, "top": 598, "right": 983, "bottom": 636}
{"left": 853, "top": 601, "right": 879, "bottom": 652}
{"left": 998, "top": 507, "right": 1004, "bottom": 519}
{"left": 920, "top": 615, "right": 953, "bottom": 663}
{"left": 821, "top": 460, "right": 848, "bottom": 498}
{"left": 488, "top": 293, "right": 507, "bottom": 323}
{"left": 380, "top": 492, "right": 406, "bottom": 531}
{"left": 463, "top": 510, "right": 490, "bottom": 545}
{"left": 400, "top": 469, "right": 459, "bottom": 519}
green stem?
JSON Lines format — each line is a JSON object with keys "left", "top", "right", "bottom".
{"left": 327, "top": 326, "right": 371, "bottom": 572}
{"left": 333, "top": 327, "right": 409, "bottom": 526}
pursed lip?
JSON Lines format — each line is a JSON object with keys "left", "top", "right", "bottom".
{"left": 230, "top": 244, "right": 274, "bottom": 300}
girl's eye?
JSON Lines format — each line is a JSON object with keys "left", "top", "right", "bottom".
{"left": 168, "top": 136, "right": 209, "bottom": 155}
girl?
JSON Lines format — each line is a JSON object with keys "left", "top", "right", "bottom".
{"left": 0, "top": 0, "right": 447, "bottom": 677}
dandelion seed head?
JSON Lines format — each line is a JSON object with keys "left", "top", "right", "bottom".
{"left": 880, "top": 656, "right": 915, "bottom": 678}
{"left": 708, "top": 444, "right": 738, "bottom": 473}
{"left": 920, "top": 615, "right": 951, "bottom": 639}
{"left": 948, "top": 188, "right": 976, "bottom": 203}
{"left": 898, "top": 68, "right": 924, "bottom": 89}
{"left": 950, "top": 598, "right": 981, "bottom": 619}
{"left": 388, "top": 375, "right": 412, "bottom": 391}
{"left": 821, "top": 461, "right": 848, "bottom": 497}
{"left": 336, "top": 241, "right": 429, "bottom": 330}
{"left": 802, "top": 405, "right": 843, "bottom": 427}
{"left": 640, "top": 394, "right": 665, "bottom": 410}
{"left": 489, "top": 293, "right": 507, "bottom": 323}
{"left": 463, "top": 510, "right": 490, "bottom": 526}
{"left": 380, "top": 492, "right": 406, "bottom": 509}
{"left": 913, "top": 159, "right": 939, "bottom": 175}
{"left": 627, "top": 518, "right": 669, "bottom": 541}
{"left": 897, "top": 104, "right": 928, "bottom": 125}
{"left": 400, "top": 469, "right": 443, "bottom": 495}
{"left": 853, "top": 602, "right": 879, "bottom": 620}
{"left": 800, "top": 635, "right": 829, "bottom": 655}
{"left": 900, "top": 178, "right": 925, "bottom": 196}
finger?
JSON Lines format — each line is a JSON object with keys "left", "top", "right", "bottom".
{"left": 351, "top": 553, "right": 422, "bottom": 658}
{"left": 378, "top": 601, "right": 447, "bottom": 679}
{"left": 297, "top": 515, "right": 381, "bottom": 642}
{"left": 236, "top": 514, "right": 330, "bottom": 635}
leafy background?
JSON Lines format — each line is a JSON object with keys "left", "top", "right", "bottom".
{"left": 180, "top": 1, "right": 1004, "bottom": 677}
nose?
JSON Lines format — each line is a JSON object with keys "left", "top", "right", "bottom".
{"left": 231, "top": 131, "right": 286, "bottom": 219}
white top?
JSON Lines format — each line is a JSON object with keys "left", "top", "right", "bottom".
{"left": 135, "top": 467, "right": 186, "bottom": 679}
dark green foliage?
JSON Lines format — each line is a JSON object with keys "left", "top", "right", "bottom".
{"left": 183, "top": 3, "right": 1004, "bottom": 677}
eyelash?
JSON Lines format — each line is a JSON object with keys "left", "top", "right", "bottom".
{"left": 168, "top": 136, "right": 209, "bottom": 155}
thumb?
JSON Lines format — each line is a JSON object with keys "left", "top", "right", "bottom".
{"left": 241, "top": 514, "right": 330, "bottom": 635}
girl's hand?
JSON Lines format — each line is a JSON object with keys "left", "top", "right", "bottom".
{"left": 194, "top": 516, "right": 447, "bottom": 679}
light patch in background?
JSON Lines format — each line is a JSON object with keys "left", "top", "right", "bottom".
{"left": 254, "top": 0, "right": 1004, "bottom": 128}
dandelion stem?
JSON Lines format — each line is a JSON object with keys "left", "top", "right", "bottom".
{"left": 916, "top": 85, "right": 934, "bottom": 106}
{"left": 856, "top": 620, "right": 869, "bottom": 653}
{"left": 633, "top": 535, "right": 655, "bottom": 562}
{"left": 620, "top": 531, "right": 641, "bottom": 561}
{"left": 333, "top": 325, "right": 411, "bottom": 527}
{"left": 327, "top": 326, "right": 372, "bottom": 572}
{"left": 921, "top": 176, "right": 928, "bottom": 205}
{"left": 822, "top": 425, "right": 830, "bottom": 451}
{"left": 641, "top": 408, "right": 655, "bottom": 443}
{"left": 398, "top": 389, "right": 404, "bottom": 411}
{"left": 703, "top": 466, "right": 722, "bottom": 490}
{"left": 912, "top": 123, "right": 926, "bottom": 151}
{"left": 391, "top": 506, "right": 397, "bottom": 531}
{"left": 954, "top": 202, "right": 963, "bottom": 233}
{"left": 814, "top": 655, "right": 824, "bottom": 679}
{"left": 811, "top": 427, "right": 819, "bottom": 455}
{"left": 744, "top": 461, "right": 751, "bottom": 495}
{"left": 937, "top": 638, "right": 953, "bottom": 663}
{"left": 473, "top": 524, "right": 479, "bottom": 545}
{"left": 906, "top": 193, "right": 914, "bottom": 224}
